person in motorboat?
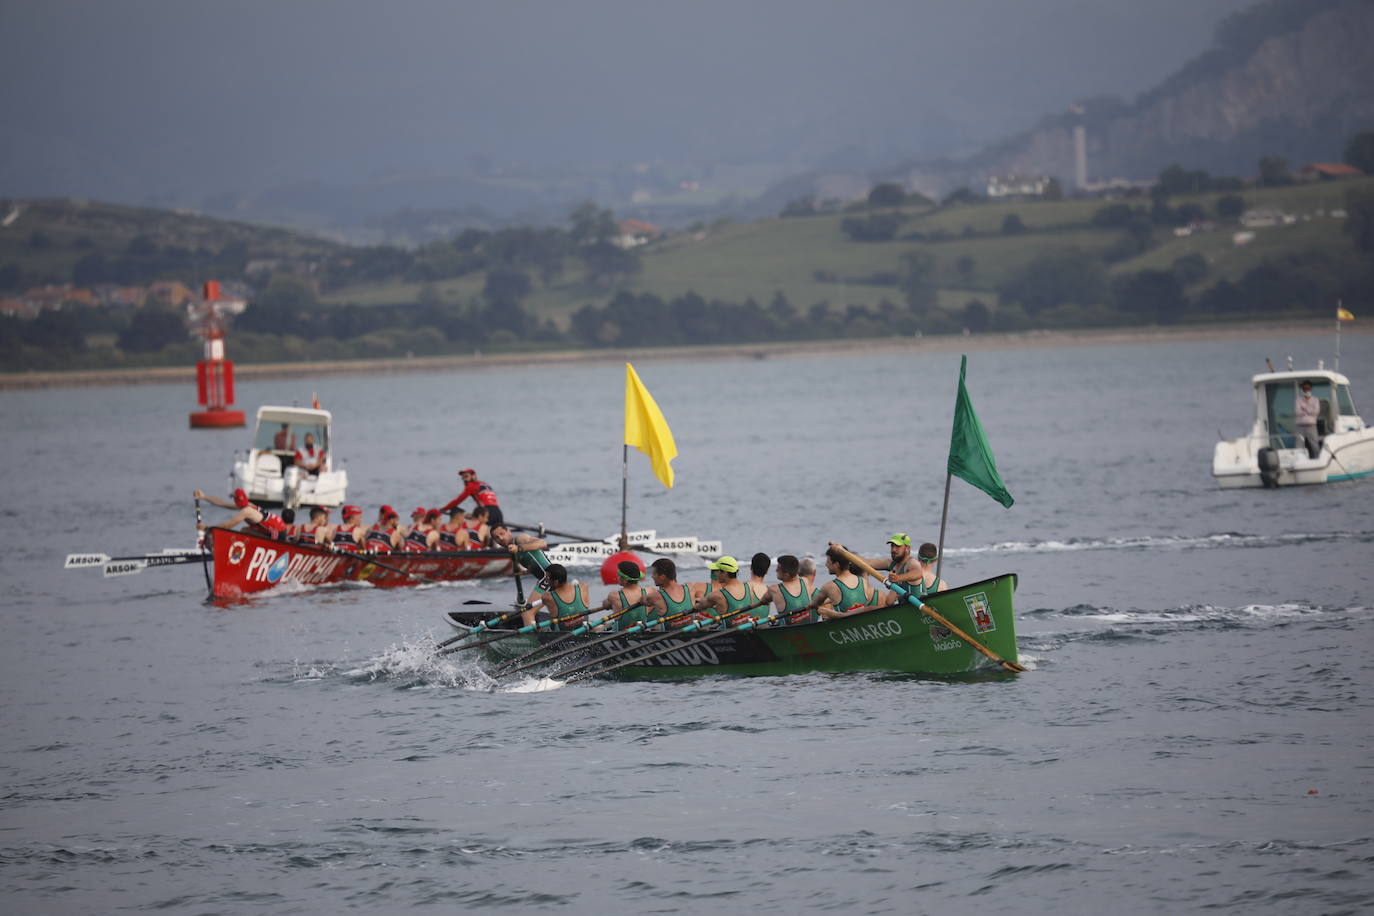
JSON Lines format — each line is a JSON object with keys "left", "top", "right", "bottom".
{"left": 531, "top": 563, "right": 591, "bottom": 632}
{"left": 441, "top": 468, "right": 503, "bottom": 527}
{"left": 1296, "top": 380, "right": 1322, "bottom": 459}
{"left": 804, "top": 547, "right": 879, "bottom": 620}
{"left": 688, "top": 556, "right": 759, "bottom": 626}
{"left": 329, "top": 505, "right": 365, "bottom": 552}
{"left": 644, "top": 558, "right": 695, "bottom": 629}
{"left": 272, "top": 423, "right": 294, "bottom": 452}
{"left": 763, "top": 554, "right": 817, "bottom": 624}
{"left": 194, "top": 487, "right": 288, "bottom": 538}
{"left": 594, "top": 560, "right": 653, "bottom": 632}
{"left": 436, "top": 506, "right": 474, "bottom": 551}
{"left": 363, "top": 505, "right": 400, "bottom": 552}
{"left": 294, "top": 432, "right": 326, "bottom": 476}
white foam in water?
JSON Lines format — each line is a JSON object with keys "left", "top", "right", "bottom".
{"left": 955, "top": 531, "right": 1364, "bottom": 557}
{"left": 499, "top": 677, "right": 566, "bottom": 693}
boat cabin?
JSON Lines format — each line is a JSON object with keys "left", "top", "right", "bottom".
{"left": 251, "top": 407, "right": 333, "bottom": 471}
{"left": 232, "top": 405, "right": 347, "bottom": 508}
{"left": 1249, "top": 369, "right": 1362, "bottom": 448}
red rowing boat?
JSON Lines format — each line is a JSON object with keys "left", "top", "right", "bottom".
{"left": 203, "top": 526, "right": 514, "bottom": 600}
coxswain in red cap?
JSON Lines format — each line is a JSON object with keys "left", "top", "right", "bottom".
{"left": 440, "top": 469, "right": 504, "bottom": 527}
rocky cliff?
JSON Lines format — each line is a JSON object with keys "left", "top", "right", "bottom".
{"left": 899, "top": 0, "right": 1374, "bottom": 196}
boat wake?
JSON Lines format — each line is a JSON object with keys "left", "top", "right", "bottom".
{"left": 291, "top": 639, "right": 569, "bottom": 693}
{"left": 953, "top": 530, "right": 1374, "bottom": 557}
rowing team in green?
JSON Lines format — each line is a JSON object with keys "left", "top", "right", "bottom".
{"left": 500, "top": 532, "right": 946, "bottom": 631}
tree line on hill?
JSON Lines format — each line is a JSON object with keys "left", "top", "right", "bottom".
{"left": 3, "top": 135, "right": 1374, "bottom": 372}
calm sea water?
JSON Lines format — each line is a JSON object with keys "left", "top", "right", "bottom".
{"left": 2, "top": 332, "right": 1372, "bottom": 914}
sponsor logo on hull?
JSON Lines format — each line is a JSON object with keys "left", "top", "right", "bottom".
{"left": 964, "top": 592, "right": 995, "bottom": 633}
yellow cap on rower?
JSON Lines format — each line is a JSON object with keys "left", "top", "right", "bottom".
{"left": 707, "top": 556, "right": 740, "bottom": 573}
{"left": 886, "top": 533, "right": 911, "bottom": 546}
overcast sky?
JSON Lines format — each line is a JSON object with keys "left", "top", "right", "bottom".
{"left": 0, "top": 0, "right": 1257, "bottom": 202}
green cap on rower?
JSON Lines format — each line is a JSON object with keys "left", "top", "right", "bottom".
{"left": 886, "top": 533, "right": 911, "bottom": 546}
{"left": 616, "top": 560, "right": 643, "bottom": 581}
{"left": 707, "top": 556, "right": 740, "bottom": 573}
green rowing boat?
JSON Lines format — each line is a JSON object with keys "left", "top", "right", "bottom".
{"left": 445, "top": 573, "right": 1019, "bottom": 679}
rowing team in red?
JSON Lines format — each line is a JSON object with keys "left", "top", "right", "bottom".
{"left": 193, "top": 488, "right": 499, "bottom": 553}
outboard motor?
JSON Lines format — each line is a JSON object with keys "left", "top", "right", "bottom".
{"left": 282, "top": 465, "right": 302, "bottom": 508}
{"left": 1257, "top": 447, "right": 1280, "bottom": 488}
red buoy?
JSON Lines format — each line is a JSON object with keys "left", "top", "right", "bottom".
{"left": 601, "top": 551, "right": 645, "bottom": 584}
{"left": 189, "top": 281, "right": 245, "bottom": 429}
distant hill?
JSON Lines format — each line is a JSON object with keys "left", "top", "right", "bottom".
{"left": 760, "top": 0, "right": 1374, "bottom": 206}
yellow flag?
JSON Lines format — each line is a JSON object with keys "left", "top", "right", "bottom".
{"left": 1337, "top": 307, "right": 1355, "bottom": 321}
{"left": 624, "top": 362, "right": 677, "bottom": 489}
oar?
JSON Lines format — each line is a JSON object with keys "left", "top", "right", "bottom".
{"left": 548, "top": 600, "right": 768, "bottom": 681}
{"left": 507, "top": 521, "right": 688, "bottom": 557}
{"left": 434, "top": 603, "right": 529, "bottom": 651}
{"left": 563, "top": 612, "right": 780, "bottom": 684}
{"left": 833, "top": 544, "right": 1025, "bottom": 673}
{"left": 65, "top": 551, "right": 207, "bottom": 570}
{"left": 435, "top": 608, "right": 592, "bottom": 657}
{"left": 492, "top": 600, "right": 653, "bottom": 675}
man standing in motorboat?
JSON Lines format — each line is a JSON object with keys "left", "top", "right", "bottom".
{"left": 294, "top": 432, "right": 326, "bottom": 476}
{"left": 441, "top": 468, "right": 503, "bottom": 527}
{"left": 1295, "top": 380, "right": 1322, "bottom": 459}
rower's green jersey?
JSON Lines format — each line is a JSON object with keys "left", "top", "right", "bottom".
{"left": 658, "top": 584, "right": 694, "bottom": 623}
{"left": 779, "top": 579, "right": 817, "bottom": 624}
{"left": 549, "top": 585, "right": 588, "bottom": 616}
{"left": 514, "top": 546, "right": 550, "bottom": 578}
{"left": 720, "top": 581, "right": 757, "bottom": 622}
{"left": 833, "top": 576, "right": 873, "bottom": 610}
{"left": 609, "top": 588, "right": 651, "bottom": 630}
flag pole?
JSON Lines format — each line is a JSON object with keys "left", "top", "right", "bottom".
{"left": 1336, "top": 299, "right": 1342, "bottom": 372}
{"left": 620, "top": 443, "right": 629, "bottom": 551}
{"left": 935, "top": 470, "right": 953, "bottom": 584}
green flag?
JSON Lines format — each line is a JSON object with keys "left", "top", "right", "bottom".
{"left": 947, "top": 355, "right": 1014, "bottom": 508}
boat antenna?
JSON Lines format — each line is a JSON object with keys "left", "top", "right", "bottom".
{"left": 1265, "top": 358, "right": 1275, "bottom": 372}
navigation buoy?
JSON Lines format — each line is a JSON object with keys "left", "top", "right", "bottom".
{"left": 600, "top": 551, "right": 645, "bottom": 584}
{"left": 189, "top": 280, "right": 245, "bottom": 429}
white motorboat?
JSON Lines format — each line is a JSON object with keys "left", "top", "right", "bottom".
{"left": 1213, "top": 365, "right": 1374, "bottom": 488}
{"left": 230, "top": 406, "right": 348, "bottom": 508}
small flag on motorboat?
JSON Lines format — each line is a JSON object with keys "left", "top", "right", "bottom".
{"left": 1337, "top": 307, "right": 1355, "bottom": 321}
{"left": 624, "top": 362, "right": 677, "bottom": 489}
{"left": 947, "top": 355, "right": 1014, "bottom": 508}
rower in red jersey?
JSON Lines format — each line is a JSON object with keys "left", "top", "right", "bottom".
{"left": 400, "top": 507, "right": 436, "bottom": 553}
{"left": 363, "top": 505, "right": 400, "bottom": 552}
{"left": 195, "top": 487, "right": 288, "bottom": 538}
{"left": 298, "top": 506, "right": 331, "bottom": 545}
{"left": 328, "top": 505, "right": 365, "bottom": 552}
{"left": 436, "top": 506, "right": 474, "bottom": 551}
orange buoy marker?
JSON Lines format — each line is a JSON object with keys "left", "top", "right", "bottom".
{"left": 600, "top": 551, "right": 644, "bottom": 585}
{"left": 189, "top": 281, "right": 246, "bottom": 428}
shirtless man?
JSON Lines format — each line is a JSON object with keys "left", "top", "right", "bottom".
{"left": 690, "top": 556, "right": 765, "bottom": 625}
{"left": 803, "top": 547, "right": 878, "bottom": 620}
{"left": 644, "top": 558, "right": 696, "bottom": 629}
{"left": 363, "top": 505, "right": 400, "bottom": 552}
{"left": 593, "top": 560, "right": 650, "bottom": 631}
{"left": 194, "top": 488, "right": 287, "bottom": 538}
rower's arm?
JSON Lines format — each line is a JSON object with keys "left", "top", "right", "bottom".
{"left": 194, "top": 489, "right": 235, "bottom": 510}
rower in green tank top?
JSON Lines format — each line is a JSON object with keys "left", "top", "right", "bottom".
{"left": 530, "top": 564, "right": 590, "bottom": 632}
{"left": 804, "top": 547, "right": 879, "bottom": 621}
{"left": 491, "top": 525, "right": 551, "bottom": 626}
{"left": 590, "top": 559, "right": 649, "bottom": 631}
{"left": 765, "top": 555, "right": 816, "bottom": 624}
{"left": 689, "top": 556, "right": 757, "bottom": 627}
{"left": 645, "top": 558, "right": 694, "bottom": 630}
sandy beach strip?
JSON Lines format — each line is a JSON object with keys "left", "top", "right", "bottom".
{"left": 2, "top": 321, "right": 1366, "bottom": 391}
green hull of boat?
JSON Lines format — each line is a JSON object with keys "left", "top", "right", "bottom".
{"left": 474, "top": 573, "right": 1019, "bottom": 680}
